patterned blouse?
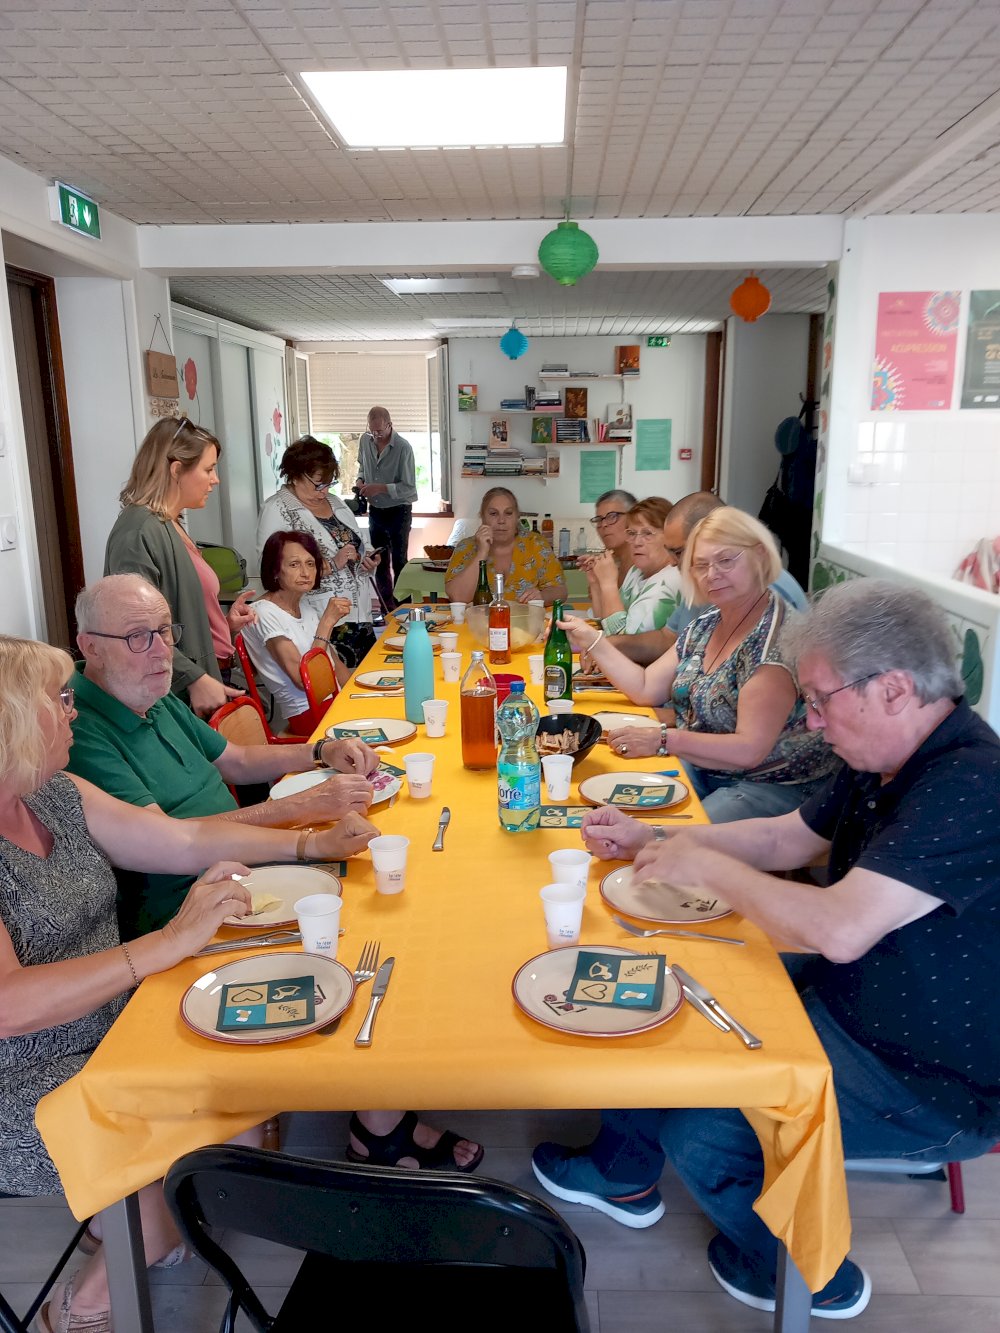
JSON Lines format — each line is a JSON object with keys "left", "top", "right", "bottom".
{"left": 446, "top": 531, "right": 564, "bottom": 601}
{"left": 602, "top": 563, "right": 681, "bottom": 635}
{"left": 672, "top": 592, "right": 837, "bottom": 786}
{"left": 256, "top": 487, "right": 373, "bottom": 624}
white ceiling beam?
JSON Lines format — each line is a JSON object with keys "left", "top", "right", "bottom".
{"left": 138, "top": 216, "right": 843, "bottom": 276}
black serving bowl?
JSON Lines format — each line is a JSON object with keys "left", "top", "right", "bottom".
{"left": 535, "top": 713, "right": 602, "bottom": 766}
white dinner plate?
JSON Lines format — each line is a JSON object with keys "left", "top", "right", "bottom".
{"left": 180, "top": 952, "right": 355, "bottom": 1044}
{"left": 593, "top": 711, "right": 660, "bottom": 734}
{"left": 511, "top": 945, "right": 683, "bottom": 1038}
{"left": 600, "top": 866, "right": 732, "bottom": 924}
{"left": 384, "top": 634, "right": 442, "bottom": 652}
{"left": 355, "top": 669, "right": 405, "bottom": 691}
{"left": 326, "top": 716, "right": 418, "bottom": 746}
{"left": 222, "top": 863, "right": 343, "bottom": 928}
{"left": 269, "top": 766, "right": 402, "bottom": 805}
{"left": 578, "top": 771, "right": 690, "bottom": 811}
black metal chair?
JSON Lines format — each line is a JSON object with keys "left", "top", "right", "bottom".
{"left": 0, "top": 1194, "right": 90, "bottom": 1333}
{"left": 164, "top": 1145, "right": 589, "bottom": 1333}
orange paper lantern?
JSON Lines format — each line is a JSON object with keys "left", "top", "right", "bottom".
{"left": 730, "top": 275, "right": 771, "bottom": 322}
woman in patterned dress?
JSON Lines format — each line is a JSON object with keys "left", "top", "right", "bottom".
{"left": 0, "top": 636, "right": 260, "bottom": 1332}
{"left": 558, "top": 508, "right": 836, "bottom": 823}
{"left": 444, "top": 487, "right": 567, "bottom": 605}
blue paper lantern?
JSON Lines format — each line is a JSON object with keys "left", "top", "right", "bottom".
{"left": 500, "top": 324, "right": 529, "bottom": 360}
{"left": 537, "top": 219, "right": 599, "bottom": 286}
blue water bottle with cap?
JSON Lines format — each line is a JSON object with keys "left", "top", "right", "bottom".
{"left": 403, "top": 607, "right": 434, "bottom": 725}
{"left": 497, "top": 681, "right": 541, "bottom": 833}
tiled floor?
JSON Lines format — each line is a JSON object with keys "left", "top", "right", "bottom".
{"left": 3, "top": 1109, "right": 1000, "bottom": 1331}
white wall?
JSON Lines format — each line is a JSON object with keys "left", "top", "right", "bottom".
{"left": 448, "top": 335, "right": 705, "bottom": 535}
{"left": 721, "top": 314, "right": 812, "bottom": 515}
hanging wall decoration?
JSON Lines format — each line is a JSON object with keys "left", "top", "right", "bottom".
{"left": 730, "top": 274, "right": 772, "bottom": 322}
{"left": 538, "top": 219, "right": 599, "bottom": 286}
{"left": 500, "top": 323, "right": 529, "bottom": 359}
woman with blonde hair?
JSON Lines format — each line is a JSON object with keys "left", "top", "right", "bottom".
{"left": 558, "top": 507, "right": 835, "bottom": 821}
{"left": 105, "top": 417, "right": 256, "bottom": 717}
{"left": 444, "top": 487, "right": 566, "bottom": 604}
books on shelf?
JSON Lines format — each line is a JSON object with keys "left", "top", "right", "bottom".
{"left": 499, "top": 397, "right": 527, "bottom": 410}
{"left": 546, "top": 450, "right": 561, "bottom": 477}
{"left": 555, "top": 417, "right": 590, "bottom": 443}
{"left": 524, "top": 385, "right": 537, "bottom": 410}
{"left": 615, "top": 345, "right": 640, "bottom": 375}
{"left": 564, "top": 386, "right": 588, "bottom": 419}
{"left": 490, "top": 417, "right": 509, "bottom": 445}
{"left": 534, "top": 393, "right": 563, "bottom": 408}
{"left": 531, "top": 415, "right": 555, "bottom": 444}
{"left": 569, "top": 370, "right": 599, "bottom": 377}
{"left": 541, "top": 362, "right": 569, "bottom": 374}
{"left": 458, "top": 383, "right": 478, "bottom": 411}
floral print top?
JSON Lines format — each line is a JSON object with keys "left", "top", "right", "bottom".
{"left": 672, "top": 591, "right": 837, "bottom": 786}
{"left": 602, "top": 564, "right": 681, "bottom": 635}
{"left": 446, "top": 531, "right": 564, "bottom": 601}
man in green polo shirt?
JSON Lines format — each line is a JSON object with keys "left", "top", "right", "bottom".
{"left": 66, "top": 574, "right": 380, "bottom": 938}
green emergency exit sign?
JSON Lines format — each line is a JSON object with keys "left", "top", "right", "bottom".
{"left": 646, "top": 335, "right": 671, "bottom": 348}
{"left": 54, "top": 182, "right": 101, "bottom": 240}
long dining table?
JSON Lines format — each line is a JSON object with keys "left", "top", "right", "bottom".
{"left": 36, "top": 612, "right": 850, "bottom": 1332}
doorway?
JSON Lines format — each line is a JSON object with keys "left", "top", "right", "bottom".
{"left": 5, "top": 265, "right": 84, "bottom": 649}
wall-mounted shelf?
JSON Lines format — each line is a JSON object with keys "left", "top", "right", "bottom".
{"left": 539, "top": 373, "right": 639, "bottom": 382}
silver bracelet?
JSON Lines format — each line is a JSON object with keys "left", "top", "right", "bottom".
{"left": 586, "top": 630, "right": 604, "bottom": 653}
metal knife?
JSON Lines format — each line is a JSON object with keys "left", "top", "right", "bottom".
{"left": 354, "top": 956, "right": 395, "bottom": 1047}
{"left": 195, "top": 930, "right": 302, "bottom": 956}
{"left": 671, "top": 964, "right": 762, "bottom": 1049}
{"left": 432, "top": 806, "right": 451, "bottom": 852}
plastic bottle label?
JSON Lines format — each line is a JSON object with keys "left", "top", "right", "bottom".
{"left": 544, "top": 665, "right": 569, "bottom": 699}
{"left": 488, "top": 626, "right": 509, "bottom": 651}
{"left": 498, "top": 768, "right": 541, "bottom": 809}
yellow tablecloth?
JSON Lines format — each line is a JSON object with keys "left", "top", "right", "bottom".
{"left": 37, "top": 618, "right": 849, "bottom": 1291}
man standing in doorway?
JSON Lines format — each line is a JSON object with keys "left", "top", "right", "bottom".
{"left": 358, "top": 406, "right": 417, "bottom": 610}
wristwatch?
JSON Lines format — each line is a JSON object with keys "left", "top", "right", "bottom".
{"left": 311, "top": 738, "right": 329, "bottom": 769}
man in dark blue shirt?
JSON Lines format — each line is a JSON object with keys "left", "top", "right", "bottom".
{"left": 532, "top": 578, "right": 1000, "bottom": 1321}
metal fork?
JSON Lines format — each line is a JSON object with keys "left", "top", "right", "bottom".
{"left": 322, "top": 940, "right": 380, "bottom": 1035}
{"left": 613, "top": 914, "right": 745, "bottom": 946}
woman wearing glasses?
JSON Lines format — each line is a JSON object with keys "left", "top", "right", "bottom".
{"left": 559, "top": 507, "right": 835, "bottom": 822}
{"left": 105, "top": 418, "right": 257, "bottom": 718}
{"left": 587, "top": 497, "right": 681, "bottom": 635}
{"left": 256, "top": 436, "right": 379, "bottom": 667}
{"left": 578, "top": 488, "right": 636, "bottom": 595}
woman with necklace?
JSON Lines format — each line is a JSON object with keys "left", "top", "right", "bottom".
{"left": 559, "top": 508, "right": 835, "bottom": 822}
{"left": 256, "top": 437, "right": 380, "bottom": 668}
{"left": 106, "top": 418, "right": 257, "bottom": 718}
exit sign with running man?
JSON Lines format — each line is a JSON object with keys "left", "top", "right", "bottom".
{"left": 51, "top": 182, "right": 102, "bottom": 240}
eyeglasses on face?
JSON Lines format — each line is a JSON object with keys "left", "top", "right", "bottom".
{"left": 306, "top": 474, "right": 331, "bottom": 491}
{"left": 803, "top": 672, "right": 881, "bottom": 716}
{"left": 86, "top": 623, "right": 183, "bottom": 654}
{"left": 690, "top": 549, "right": 746, "bottom": 576}
{"left": 58, "top": 685, "right": 75, "bottom": 714}
{"left": 590, "top": 511, "right": 627, "bottom": 527}
{"left": 626, "top": 527, "right": 660, "bottom": 542}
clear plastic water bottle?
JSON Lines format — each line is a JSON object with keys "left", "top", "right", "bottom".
{"left": 497, "top": 681, "right": 541, "bottom": 833}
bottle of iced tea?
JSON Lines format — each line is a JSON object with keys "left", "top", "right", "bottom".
{"left": 460, "top": 651, "right": 498, "bottom": 770}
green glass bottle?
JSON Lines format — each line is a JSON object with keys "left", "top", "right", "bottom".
{"left": 543, "top": 600, "right": 573, "bottom": 702}
{"left": 472, "top": 559, "right": 492, "bottom": 606}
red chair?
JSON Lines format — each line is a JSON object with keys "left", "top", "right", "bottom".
{"left": 846, "top": 1143, "right": 1000, "bottom": 1213}
{"left": 291, "top": 647, "right": 341, "bottom": 737}
{"left": 947, "top": 1144, "right": 1000, "bottom": 1214}
{"left": 232, "top": 633, "right": 298, "bottom": 745}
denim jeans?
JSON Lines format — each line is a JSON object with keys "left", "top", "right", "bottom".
{"left": 588, "top": 955, "right": 997, "bottom": 1287}
{"left": 687, "top": 766, "right": 828, "bottom": 824}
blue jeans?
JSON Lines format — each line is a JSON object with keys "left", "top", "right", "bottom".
{"left": 588, "top": 955, "right": 997, "bottom": 1286}
{"left": 687, "top": 767, "right": 827, "bottom": 823}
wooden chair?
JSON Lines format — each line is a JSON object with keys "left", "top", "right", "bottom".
{"left": 231, "top": 636, "right": 298, "bottom": 745}
{"left": 293, "top": 646, "right": 340, "bottom": 736}
{"left": 164, "top": 1145, "right": 589, "bottom": 1333}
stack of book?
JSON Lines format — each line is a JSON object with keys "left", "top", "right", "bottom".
{"left": 485, "top": 447, "right": 523, "bottom": 476}
{"left": 500, "top": 397, "right": 527, "bottom": 410}
{"left": 521, "top": 455, "right": 546, "bottom": 477}
{"left": 461, "top": 445, "right": 488, "bottom": 476}
{"left": 555, "top": 417, "right": 590, "bottom": 443}
{"left": 541, "top": 361, "right": 568, "bottom": 375}
{"left": 535, "top": 391, "right": 563, "bottom": 408}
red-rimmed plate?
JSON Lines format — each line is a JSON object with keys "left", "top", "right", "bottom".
{"left": 600, "top": 866, "right": 732, "bottom": 924}
{"left": 180, "top": 952, "right": 355, "bottom": 1045}
{"left": 512, "top": 944, "right": 683, "bottom": 1038}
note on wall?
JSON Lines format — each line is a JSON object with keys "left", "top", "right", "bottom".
{"left": 579, "top": 450, "right": 617, "bottom": 503}
{"left": 872, "top": 291, "right": 959, "bottom": 411}
{"left": 635, "top": 419, "right": 671, "bottom": 470}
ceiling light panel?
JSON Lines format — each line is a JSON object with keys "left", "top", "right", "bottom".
{"left": 382, "top": 279, "right": 504, "bottom": 295}
{"left": 300, "top": 68, "right": 567, "bottom": 149}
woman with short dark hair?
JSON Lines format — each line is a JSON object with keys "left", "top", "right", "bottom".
{"left": 241, "top": 531, "right": 351, "bottom": 732}
{"left": 256, "top": 436, "right": 378, "bottom": 667}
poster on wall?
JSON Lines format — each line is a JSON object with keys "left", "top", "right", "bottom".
{"left": 635, "top": 419, "right": 672, "bottom": 470}
{"left": 579, "top": 450, "right": 617, "bottom": 503}
{"left": 961, "top": 291, "right": 1000, "bottom": 409}
{"left": 871, "top": 291, "right": 960, "bottom": 411}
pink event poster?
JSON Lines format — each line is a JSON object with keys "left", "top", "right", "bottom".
{"left": 871, "top": 291, "right": 960, "bottom": 411}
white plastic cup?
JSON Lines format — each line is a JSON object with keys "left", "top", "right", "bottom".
{"left": 403, "top": 751, "right": 435, "bottom": 799}
{"left": 541, "top": 754, "right": 574, "bottom": 802}
{"left": 369, "top": 835, "right": 410, "bottom": 894}
{"left": 540, "top": 882, "right": 586, "bottom": 949}
{"left": 440, "top": 651, "right": 462, "bottom": 683}
{"left": 438, "top": 631, "right": 459, "bottom": 653}
{"left": 293, "top": 893, "right": 343, "bottom": 958}
{"left": 547, "top": 848, "right": 593, "bottom": 893}
{"left": 528, "top": 654, "right": 545, "bottom": 685}
{"left": 548, "top": 698, "right": 574, "bottom": 716}
{"left": 422, "top": 698, "right": 448, "bottom": 737}
{"left": 449, "top": 601, "right": 467, "bottom": 624}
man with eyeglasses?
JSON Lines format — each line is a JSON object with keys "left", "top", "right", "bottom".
{"left": 65, "top": 575, "right": 380, "bottom": 940}
{"left": 532, "top": 579, "right": 1000, "bottom": 1321}
{"left": 357, "top": 406, "right": 418, "bottom": 610}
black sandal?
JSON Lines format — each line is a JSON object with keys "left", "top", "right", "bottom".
{"left": 346, "top": 1111, "right": 485, "bottom": 1173}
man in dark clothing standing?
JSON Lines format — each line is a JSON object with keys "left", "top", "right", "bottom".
{"left": 357, "top": 406, "right": 417, "bottom": 610}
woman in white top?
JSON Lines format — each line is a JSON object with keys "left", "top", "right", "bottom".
{"left": 241, "top": 531, "right": 351, "bottom": 732}
{"left": 589, "top": 497, "right": 681, "bottom": 634}
{"left": 256, "top": 437, "right": 380, "bottom": 667}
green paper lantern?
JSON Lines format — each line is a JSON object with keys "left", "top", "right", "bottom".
{"left": 537, "top": 220, "right": 599, "bottom": 286}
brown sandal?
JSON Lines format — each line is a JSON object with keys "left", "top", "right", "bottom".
{"left": 34, "top": 1278, "right": 111, "bottom": 1333}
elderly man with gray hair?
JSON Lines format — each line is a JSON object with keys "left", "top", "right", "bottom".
{"left": 532, "top": 578, "right": 1000, "bottom": 1321}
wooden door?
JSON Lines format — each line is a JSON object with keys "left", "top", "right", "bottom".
{"left": 5, "top": 266, "right": 84, "bottom": 649}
